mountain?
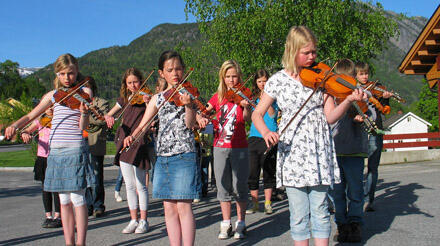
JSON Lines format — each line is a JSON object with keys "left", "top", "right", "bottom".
{"left": 31, "top": 13, "right": 428, "bottom": 105}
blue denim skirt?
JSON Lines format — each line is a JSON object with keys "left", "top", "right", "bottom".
{"left": 44, "top": 144, "right": 96, "bottom": 192}
{"left": 153, "top": 152, "right": 201, "bottom": 200}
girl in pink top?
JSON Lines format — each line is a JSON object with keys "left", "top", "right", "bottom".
{"left": 21, "top": 108, "right": 62, "bottom": 228}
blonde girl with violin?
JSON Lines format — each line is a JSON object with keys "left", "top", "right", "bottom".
{"left": 251, "top": 26, "right": 367, "bottom": 246}
{"left": 20, "top": 107, "right": 62, "bottom": 229}
{"left": 124, "top": 50, "right": 201, "bottom": 246}
{"left": 5, "top": 53, "right": 96, "bottom": 246}
{"left": 104, "top": 68, "right": 152, "bottom": 234}
{"left": 202, "top": 59, "right": 252, "bottom": 240}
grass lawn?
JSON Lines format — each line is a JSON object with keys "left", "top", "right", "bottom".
{"left": 0, "top": 150, "right": 36, "bottom": 167}
{"left": 0, "top": 142, "right": 117, "bottom": 167}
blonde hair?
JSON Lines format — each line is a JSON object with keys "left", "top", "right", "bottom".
{"left": 282, "top": 26, "right": 317, "bottom": 75}
{"left": 53, "top": 53, "right": 79, "bottom": 89}
{"left": 334, "top": 59, "right": 355, "bottom": 77}
{"left": 217, "top": 60, "right": 243, "bottom": 101}
{"left": 120, "top": 68, "right": 143, "bottom": 103}
{"left": 155, "top": 77, "right": 167, "bottom": 93}
{"left": 355, "top": 61, "right": 369, "bottom": 75}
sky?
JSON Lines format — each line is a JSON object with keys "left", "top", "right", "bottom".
{"left": 0, "top": 0, "right": 439, "bottom": 68}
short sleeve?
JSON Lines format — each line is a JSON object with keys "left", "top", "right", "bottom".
{"left": 264, "top": 75, "right": 278, "bottom": 100}
{"left": 208, "top": 93, "right": 218, "bottom": 110}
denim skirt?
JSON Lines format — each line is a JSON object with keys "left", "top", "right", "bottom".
{"left": 44, "top": 144, "right": 96, "bottom": 192}
{"left": 153, "top": 152, "right": 201, "bottom": 200}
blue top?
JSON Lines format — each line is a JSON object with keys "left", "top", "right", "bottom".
{"left": 249, "top": 99, "right": 279, "bottom": 138}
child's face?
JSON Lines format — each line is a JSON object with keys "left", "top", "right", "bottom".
{"left": 296, "top": 42, "right": 317, "bottom": 68}
{"left": 256, "top": 76, "right": 268, "bottom": 91}
{"left": 126, "top": 75, "right": 141, "bottom": 93}
{"left": 57, "top": 67, "right": 77, "bottom": 87}
{"left": 224, "top": 67, "right": 239, "bottom": 89}
{"left": 356, "top": 70, "right": 369, "bottom": 84}
{"left": 159, "top": 57, "right": 184, "bottom": 87}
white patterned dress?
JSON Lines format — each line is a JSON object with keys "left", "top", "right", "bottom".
{"left": 264, "top": 70, "right": 340, "bottom": 188}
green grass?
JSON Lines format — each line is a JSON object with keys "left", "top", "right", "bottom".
{"left": 0, "top": 150, "right": 36, "bottom": 167}
{"left": 0, "top": 141, "right": 117, "bottom": 167}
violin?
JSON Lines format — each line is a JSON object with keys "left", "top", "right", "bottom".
{"left": 53, "top": 77, "right": 105, "bottom": 121}
{"left": 362, "top": 81, "right": 406, "bottom": 103}
{"left": 224, "top": 75, "right": 257, "bottom": 108}
{"left": 130, "top": 87, "right": 153, "bottom": 105}
{"left": 300, "top": 62, "right": 390, "bottom": 114}
{"left": 39, "top": 115, "right": 52, "bottom": 128}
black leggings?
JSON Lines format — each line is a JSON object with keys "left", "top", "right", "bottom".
{"left": 248, "top": 137, "right": 276, "bottom": 190}
{"left": 42, "top": 184, "right": 60, "bottom": 213}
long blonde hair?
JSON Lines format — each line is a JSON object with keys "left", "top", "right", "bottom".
{"left": 53, "top": 53, "right": 79, "bottom": 89}
{"left": 217, "top": 59, "right": 243, "bottom": 101}
{"left": 120, "top": 68, "right": 143, "bottom": 103}
{"left": 281, "top": 26, "right": 317, "bottom": 75}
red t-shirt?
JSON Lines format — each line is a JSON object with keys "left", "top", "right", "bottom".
{"left": 208, "top": 93, "right": 248, "bottom": 148}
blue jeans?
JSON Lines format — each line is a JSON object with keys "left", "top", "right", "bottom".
{"left": 115, "top": 168, "right": 123, "bottom": 192}
{"left": 200, "top": 155, "right": 212, "bottom": 196}
{"left": 86, "top": 155, "right": 105, "bottom": 211}
{"left": 331, "top": 156, "right": 364, "bottom": 225}
{"left": 286, "top": 185, "right": 331, "bottom": 241}
{"left": 365, "top": 135, "right": 383, "bottom": 203}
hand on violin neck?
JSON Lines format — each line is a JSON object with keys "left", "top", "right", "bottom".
{"left": 240, "top": 99, "right": 250, "bottom": 108}
{"left": 347, "top": 88, "right": 367, "bottom": 103}
{"left": 353, "top": 114, "right": 364, "bottom": 123}
{"left": 143, "top": 94, "right": 152, "bottom": 104}
{"left": 79, "top": 102, "right": 89, "bottom": 115}
{"left": 382, "top": 91, "right": 393, "bottom": 99}
{"left": 180, "top": 93, "right": 193, "bottom": 106}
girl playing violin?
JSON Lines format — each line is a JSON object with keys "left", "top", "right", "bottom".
{"left": 251, "top": 26, "right": 367, "bottom": 246}
{"left": 124, "top": 50, "right": 200, "bottom": 246}
{"left": 203, "top": 59, "right": 252, "bottom": 240}
{"left": 104, "top": 68, "right": 151, "bottom": 234}
{"left": 5, "top": 53, "right": 96, "bottom": 246}
{"left": 246, "top": 69, "right": 278, "bottom": 215}
{"left": 20, "top": 107, "right": 62, "bottom": 229}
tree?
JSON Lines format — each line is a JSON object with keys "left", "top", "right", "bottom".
{"left": 416, "top": 83, "right": 438, "bottom": 132}
{"left": 183, "top": 0, "right": 399, "bottom": 90}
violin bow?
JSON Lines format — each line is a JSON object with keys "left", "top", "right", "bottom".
{"left": 120, "top": 68, "right": 194, "bottom": 153}
{"left": 115, "top": 69, "right": 155, "bottom": 121}
{"left": 263, "top": 62, "right": 338, "bottom": 155}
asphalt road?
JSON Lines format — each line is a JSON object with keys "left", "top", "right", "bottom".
{"left": 0, "top": 144, "right": 30, "bottom": 153}
{"left": 0, "top": 160, "right": 439, "bottom": 245}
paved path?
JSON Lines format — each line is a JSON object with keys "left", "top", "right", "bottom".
{"left": 0, "top": 160, "right": 439, "bottom": 245}
{"left": 0, "top": 144, "right": 30, "bottom": 153}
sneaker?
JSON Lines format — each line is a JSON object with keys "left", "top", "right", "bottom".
{"left": 135, "top": 220, "right": 149, "bottom": 234}
{"left": 347, "top": 222, "right": 362, "bottom": 243}
{"left": 193, "top": 198, "right": 201, "bottom": 204}
{"left": 48, "top": 218, "right": 62, "bottom": 228}
{"left": 42, "top": 218, "right": 52, "bottom": 228}
{"left": 115, "top": 191, "right": 123, "bottom": 202}
{"left": 218, "top": 222, "right": 232, "bottom": 239}
{"left": 93, "top": 209, "right": 105, "bottom": 218}
{"left": 264, "top": 201, "right": 273, "bottom": 214}
{"left": 122, "top": 220, "right": 138, "bottom": 234}
{"left": 333, "top": 224, "right": 350, "bottom": 242}
{"left": 246, "top": 202, "right": 259, "bottom": 214}
{"left": 234, "top": 221, "right": 247, "bottom": 239}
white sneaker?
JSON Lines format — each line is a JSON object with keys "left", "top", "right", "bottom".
{"left": 135, "top": 219, "right": 149, "bottom": 234}
{"left": 122, "top": 220, "right": 138, "bottom": 234}
{"left": 234, "top": 221, "right": 247, "bottom": 239}
{"left": 218, "top": 221, "right": 232, "bottom": 239}
{"left": 115, "top": 191, "right": 123, "bottom": 202}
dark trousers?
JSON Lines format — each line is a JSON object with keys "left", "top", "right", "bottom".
{"left": 86, "top": 155, "right": 105, "bottom": 211}
{"left": 247, "top": 137, "right": 276, "bottom": 190}
{"left": 365, "top": 135, "right": 383, "bottom": 203}
{"left": 200, "top": 155, "right": 212, "bottom": 196}
{"left": 42, "top": 184, "right": 60, "bottom": 213}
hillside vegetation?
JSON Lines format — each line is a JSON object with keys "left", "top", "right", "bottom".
{"left": 31, "top": 13, "right": 428, "bottom": 106}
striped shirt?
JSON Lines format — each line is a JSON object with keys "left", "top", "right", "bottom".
{"left": 49, "top": 102, "right": 83, "bottom": 148}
